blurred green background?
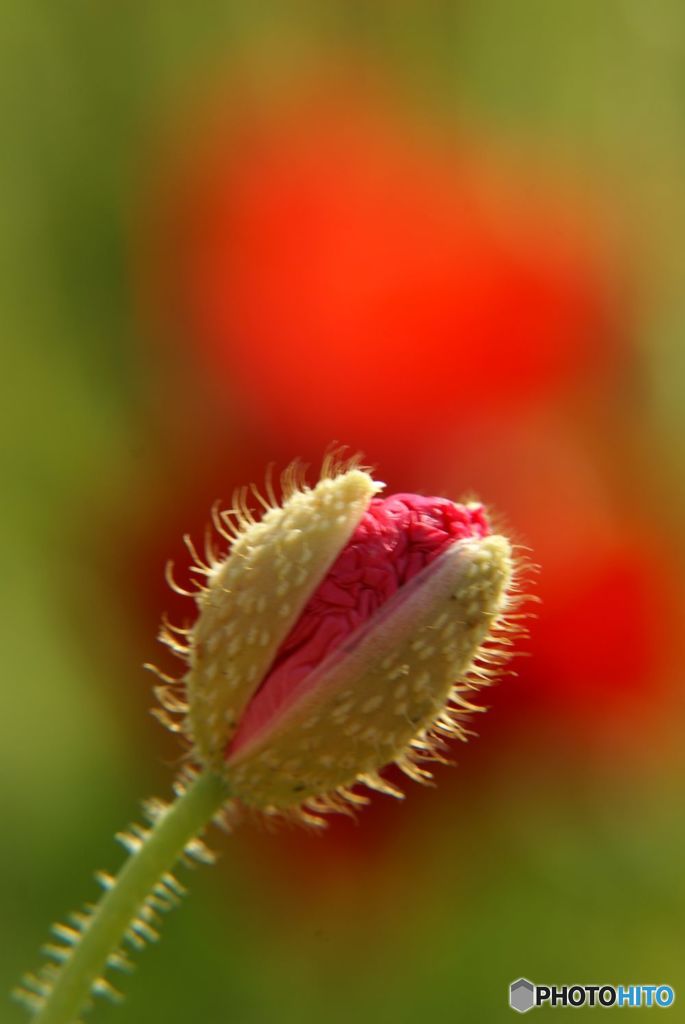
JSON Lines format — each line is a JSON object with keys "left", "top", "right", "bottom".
{"left": 3, "top": 3, "right": 685, "bottom": 1021}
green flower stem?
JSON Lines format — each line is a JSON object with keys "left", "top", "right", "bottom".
{"left": 34, "top": 770, "right": 231, "bottom": 1024}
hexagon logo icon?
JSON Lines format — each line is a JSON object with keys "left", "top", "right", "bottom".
{"left": 510, "top": 978, "right": 535, "bottom": 1013}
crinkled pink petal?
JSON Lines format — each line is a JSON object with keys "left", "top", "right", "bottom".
{"left": 227, "top": 495, "right": 489, "bottom": 757}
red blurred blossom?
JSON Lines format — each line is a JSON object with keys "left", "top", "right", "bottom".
{"left": 141, "top": 85, "right": 627, "bottom": 455}
{"left": 435, "top": 415, "right": 684, "bottom": 728}
{"left": 525, "top": 529, "right": 682, "bottom": 721}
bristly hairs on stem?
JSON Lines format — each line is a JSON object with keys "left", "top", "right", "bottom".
{"left": 14, "top": 771, "right": 233, "bottom": 1024}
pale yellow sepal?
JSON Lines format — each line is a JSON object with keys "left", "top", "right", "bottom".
{"left": 186, "top": 467, "right": 383, "bottom": 767}
{"left": 226, "top": 535, "right": 513, "bottom": 809}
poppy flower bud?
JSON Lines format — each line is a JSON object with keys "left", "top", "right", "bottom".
{"left": 157, "top": 457, "right": 520, "bottom": 821}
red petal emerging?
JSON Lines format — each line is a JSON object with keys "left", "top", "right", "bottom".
{"left": 228, "top": 495, "right": 489, "bottom": 757}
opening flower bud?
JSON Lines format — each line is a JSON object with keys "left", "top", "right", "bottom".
{"left": 156, "top": 457, "right": 521, "bottom": 821}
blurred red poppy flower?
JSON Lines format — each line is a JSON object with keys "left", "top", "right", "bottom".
{"left": 439, "top": 417, "right": 684, "bottom": 731}
{"left": 526, "top": 529, "right": 682, "bottom": 720}
{"left": 141, "top": 86, "right": 626, "bottom": 455}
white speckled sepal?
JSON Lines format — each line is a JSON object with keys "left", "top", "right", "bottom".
{"left": 186, "top": 468, "right": 383, "bottom": 767}
{"left": 226, "top": 534, "right": 513, "bottom": 809}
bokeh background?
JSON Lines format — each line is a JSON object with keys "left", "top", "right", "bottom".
{"left": 3, "top": 3, "right": 685, "bottom": 1021}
